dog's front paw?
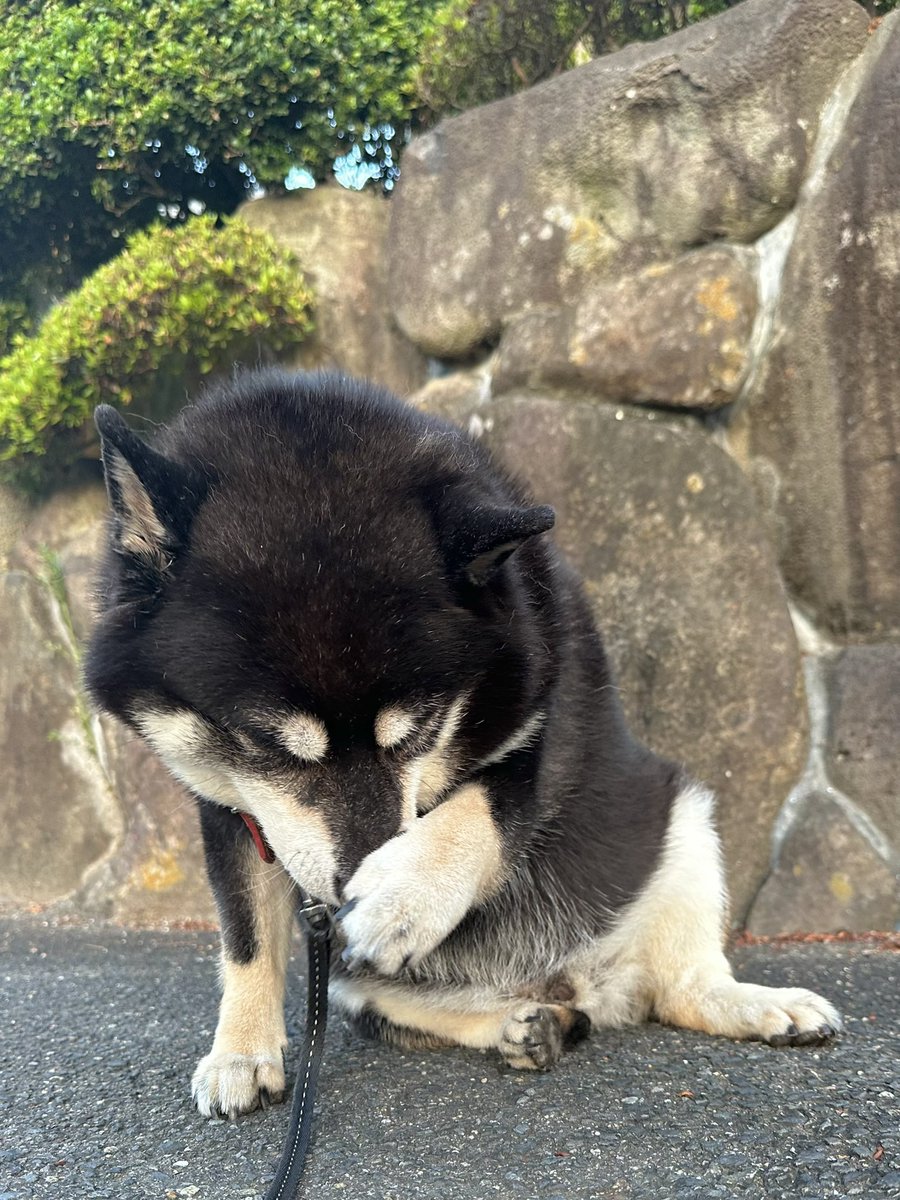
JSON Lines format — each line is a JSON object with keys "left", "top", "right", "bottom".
{"left": 338, "top": 831, "right": 476, "bottom": 976}
{"left": 191, "top": 1049, "right": 285, "bottom": 1119}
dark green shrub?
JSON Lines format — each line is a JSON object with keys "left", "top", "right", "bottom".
{"left": 0, "top": 215, "right": 314, "bottom": 488}
{"left": 0, "top": 299, "right": 32, "bottom": 359}
{"left": 0, "top": 0, "right": 439, "bottom": 300}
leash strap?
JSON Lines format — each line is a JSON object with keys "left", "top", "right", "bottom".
{"left": 262, "top": 889, "right": 332, "bottom": 1200}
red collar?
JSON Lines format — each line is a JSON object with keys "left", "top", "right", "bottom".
{"left": 239, "top": 812, "right": 276, "bottom": 863}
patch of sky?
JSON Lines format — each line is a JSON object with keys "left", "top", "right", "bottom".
{"left": 186, "top": 144, "right": 208, "bottom": 172}
{"left": 285, "top": 166, "right": 316, "bottom": 190}
{"left": 333, "top": 145, "right": 382, "bottom": 190}
{"left": 159, "top": 120, "right": 404, "bottom": 200}
{"left": 237, "top": 160, "right": 258, "bottom": 184}
{"left": 330, "top": 120, "right": 400, "bottom": 191}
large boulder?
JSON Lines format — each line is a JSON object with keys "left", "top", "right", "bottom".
{"left": 0, "top": 483, "right": 215, "bottom": 925}
{"left": 742, "top": 15, "right": 900, "bottom": 638}
{"left": 239, "top": 188, "right": 427, "bottom": 396}
{"left": 0, "top": 571, "right": 115, "bottom": 906}
{"left": 389, "top": 0, "right": 867, "bottom": 358}
{"left": 75, "top": 721, "right": 216, "bottom": 927}
{"left": 824, "top": 645, "right": 900, "bottom": 850}
{"left": 492, "top": 247, "right": 758, "bottom": 409}
{"left": 748, "top": 791, "right": 898, "bottom": 935}
{"left": 0, "top": 483, "right": 30, "bottom": 567}
{"left": 7, "top": 477, "right": 108, "bottom": 640}
{"left": 413, "top": 389, "right": 808, "bottom": 922}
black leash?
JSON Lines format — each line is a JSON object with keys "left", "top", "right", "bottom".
{"left": 261, "top": 889, "right": 333, "bottom": 1200}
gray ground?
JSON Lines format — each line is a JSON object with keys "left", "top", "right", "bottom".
{"left": 2, "top": 919, "right": 898, "bottom": 1200}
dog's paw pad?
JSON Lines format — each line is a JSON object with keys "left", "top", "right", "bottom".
{"left": 499, "top": 1004, "right": 565, "bottom": 1070}
{"left": 191, "top": 1050, "right": 285, "bottom": 1119}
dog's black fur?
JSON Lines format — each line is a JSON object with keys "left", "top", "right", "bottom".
{"left": 87, "top": 371, "right": 676, "bottom": 942}
{"left": 86, "top": 370, "right": 840, "bottom": 1110}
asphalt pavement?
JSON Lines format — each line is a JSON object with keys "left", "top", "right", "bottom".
{"left": 2, "top": 918, "right": 898, "bottom": 1200}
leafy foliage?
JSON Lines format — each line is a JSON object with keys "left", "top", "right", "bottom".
{"left": 0, "top": 300, "right": 32, "bottom": 359}
{"left": 417, "top": 1, "right": 743, "bottom": 114}
{"left": 0, "top": 0, "right": 437, "bottom": 299}
{"left": 0, "top": 216, "right": 314, "bottom": 487}
{"left": 417, "top": 0, "right": 897, "bottom": 116}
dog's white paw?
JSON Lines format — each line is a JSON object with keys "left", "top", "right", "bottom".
{"left": 691, "top": 981, "right": 843, "bottom": 1046}
{"left": 338, "top": 830, "right": 477, "bottom": 975}
{"left": 748, "top": 985, "right": 843, "bottom": 1045}
{"left": 191, "top": 1049, "right": 285, "bottom": 1118}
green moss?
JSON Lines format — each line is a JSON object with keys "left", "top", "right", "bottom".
{"left": 0, "top": 215, "right": 314, "bottom": 488}
{"left": 38, "top": 547, "right": 79, "bottom": 658}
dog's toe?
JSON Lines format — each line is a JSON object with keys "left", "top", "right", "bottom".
{"left": 700, "top": 983, "right": 843, "bottom": 1047}
{"left": 660, "top": 979, "right": 843, "bottom": 1046}
{"left": 499, "top": 1004, "right": 567, "bottom": 1070}
{"left": 759, "top": 988, "right": 843, "bottom": 1047}
{"left": 191, "top": 1050, "right": 285, "bottom": 1119}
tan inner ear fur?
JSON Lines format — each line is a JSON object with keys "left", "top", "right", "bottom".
{"left": 108, "top": 451, "right": 171, "bottom": 571}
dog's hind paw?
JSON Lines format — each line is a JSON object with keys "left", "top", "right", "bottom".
{"left": 499, "top": 1003, "right": 582, "bottom": 1070}
{"left": 191, "top": 1050, "right": 285, "bottom": 1119}
{"left": 660, "top": 980, "right": 843, "bottom": 1047}
{"left": 751, "top": 986, "right": 843, "bottom": 1046}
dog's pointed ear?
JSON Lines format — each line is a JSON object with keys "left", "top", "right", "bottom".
{"left": 445, "top": 502, "right": 556, "bottom": 587}
{"left": 95, "top": 405, "right": 207, "bottom": 580}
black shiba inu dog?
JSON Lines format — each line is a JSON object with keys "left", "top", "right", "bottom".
{"left": 86, "top": 370, "right": 841, "bottom": 1119}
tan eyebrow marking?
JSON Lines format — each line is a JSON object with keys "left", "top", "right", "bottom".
{"left": 276, "top": 713, "right": 329, "bottom": 762}
{"left": 135, "top": 707, "right": 210, "bottom": 757}
{"left": 374, "top": 706, "right": 419, "bottom": 749}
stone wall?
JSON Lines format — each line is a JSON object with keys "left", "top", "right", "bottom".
{"left": 386, "top": 0, "right": 899, "bottom": 933}
{"left": 0, "top": 0, "right": 896, "bottom": 932}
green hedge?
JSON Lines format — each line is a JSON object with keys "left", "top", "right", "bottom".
{"left": 0, "top": 215, "right": 314, "bottom": 488}
{"left": 0, "top": 298, "right": 32, "bottom": 358}
{"left": 0, "top": 0, "right": 438, "bottom": 299}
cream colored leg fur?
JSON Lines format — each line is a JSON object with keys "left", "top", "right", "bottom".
{"left": 192, "top": 852, "right": 296, "bottom": 1117}
{"left": 336, "top": 784, "right": 842, "bottom": 1058}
